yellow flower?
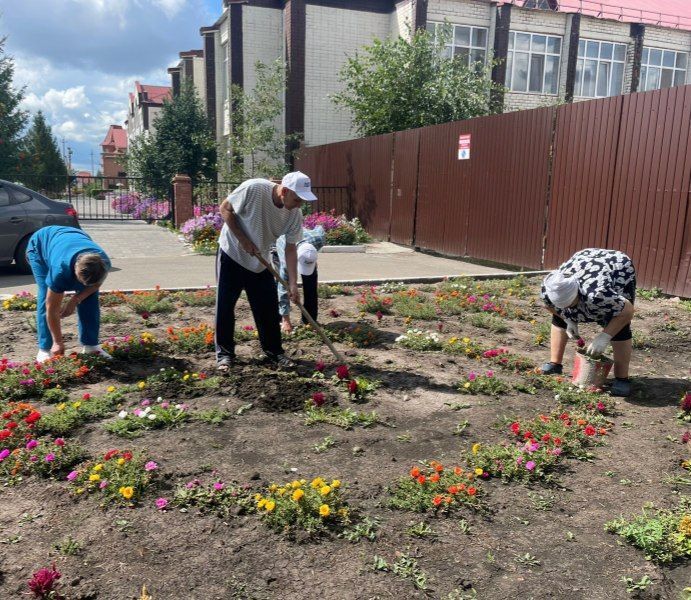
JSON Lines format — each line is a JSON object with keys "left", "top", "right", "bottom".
{"left": 72, "top": 401, "right": 81, "bottom": 409}
{"left": 117, "top": 458, "right": 125, "bottom": 465}
{"left": 330, "top": 479, "right": 341, "bottom": 489}
{"left": 291, "top": 480, "right": 302, "bottom": 489}
{"left": 56, "top": 403, "right": 66, "bottom": 411}
{"left": 679, "top": 515, "right": 691, "bottom": 537}
{"left": 449, "top": 337, "right": 458, "bottom": 344}
{"left": 265, "top": 500, "right": 275, "bottom": 512}
{"left": 320, "top": 485, "right": 332, "bottom": 496}
{"left": 465, "top": 349, "right": 472, "bottom": 355}
{"left": 472, "top": 443, "right": 481, "bottom": 455}
{"left": 292, "top": 489, "right": 304, "bottom": 502}
{"left": 268, "top": 484, "right": 278, "bottom": 492}
{"left": 137, "top": 381, "right": 146, "bottom": 389}
{"left": 257, "top": 498, "right": 267, "bottom": 509}
{"left": 474, "top": 468, "right": 483, "bottom": 476}
{"left": 462, "top": 337, "right": 470, "bottom": 344}
{"left": 254, "top": 493, "right": 263, "bottom": 501}
{"left": 183, "top": 374, "right": 190, "bottom": 381}
{"left": 107, "top": 386, "right": 116, "bottom": 393}
{"left": 311, "top": 477, "right": 324, "bottom": 489}
{"left": 276, "top": 488, "right": 286, "bottom": 496}
{"left": 530, "top": 319, "right": 536, "bottom": 325}
{"left": 319, "top": 504, "right": 330, "bottom": 517}
{"left": 93, "top": 464, "right": 103, "bottom": 472}
{"left": 119, "top": 486, "right": 134, "bottom": 499}
{"left": 337, "top": 508, "right": 349, "bottom": 517}
{"left": 75, "top": 487, "right": 84, "bottom": 495}
{"left": 463, "top": 382, "right": 471, "bottom": 389}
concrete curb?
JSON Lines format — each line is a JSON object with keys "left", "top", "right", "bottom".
{"left": 0, "top": 271, "right": 548, "bottom": 298}
{"left": 320, "top": 245, "right": 366, "bottom": 253}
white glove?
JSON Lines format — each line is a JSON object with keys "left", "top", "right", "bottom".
{"left": 586, "top": 332, "right": 612, "bottom": 356}
{"left": 564, "top": 319, "right": 579, "bottom": 340}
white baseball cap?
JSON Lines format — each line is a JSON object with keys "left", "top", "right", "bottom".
{"left": 543, "top": 270, "right": 579, "bottom": 308}
{"left": 297, "top": 243, "right": 318, "bottom": 276}
{"left": 281, "top": 171, "right": 317, "bottom": 201}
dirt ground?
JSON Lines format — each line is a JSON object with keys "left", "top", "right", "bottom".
{"left": 0, "top": 277, "right": 689, "bottom": 600}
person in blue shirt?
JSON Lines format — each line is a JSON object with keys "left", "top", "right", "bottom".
{"left": 273, "top": 226, "right": 325, "bottom": 333}
{"left": 26, "top": 226, "right": 112, "bottom": 363}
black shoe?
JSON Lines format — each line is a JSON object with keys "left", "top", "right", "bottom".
{"left": 216, "top": 356, "right": 236, "bottom": 373}
{"left": 260, "top": 351, "right": 296, "bottom": 368}
{"left": 540, "top": 362, "right": 563, "bottom": 375}
{"left": 611, "top": 378, "right": 631, "bottom": 397}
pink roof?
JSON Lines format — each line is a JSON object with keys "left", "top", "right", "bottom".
{"left": 101, "top": 125, "right": 127, "bottom": 150}
{"left": 512, "top": 0, "right": 691, "bottom": 30}
{"left": 135, "top": 81, "right": 172, "bottom": 105}
{"left": 76, "top": 171, "right": 91, "bottom": 177}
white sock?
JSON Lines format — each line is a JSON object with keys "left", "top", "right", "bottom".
{"left": 81, "top": 345, "right": 112, "bottom": 359}
{"left": 36, "top": 350, "right": 51, "bottom": 363}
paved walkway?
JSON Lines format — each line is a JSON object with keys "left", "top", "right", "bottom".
{"left": 0, "top": 220, "right": 518, "bottom": 295}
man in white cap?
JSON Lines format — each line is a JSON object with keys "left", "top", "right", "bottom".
{"left": 215, "top": 171, "right": 317, "bottom": 370}
{"left": 273, "top": 225, "right": 325, "bottom": 332}
{"left": 539, "top": 248, "right": 636, "bottom": 396}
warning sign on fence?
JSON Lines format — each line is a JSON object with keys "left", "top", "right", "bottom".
{"left": 458, "top": 134, "right": 471, "bottom": 160}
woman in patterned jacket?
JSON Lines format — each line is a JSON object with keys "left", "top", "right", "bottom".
{"left": 539, "top": 248, "right": 636, "bottom": 397}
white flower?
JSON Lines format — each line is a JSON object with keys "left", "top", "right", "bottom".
{"left": 157, "top": 396, "right": 163, "bottom": 402}
{"left": 147, "top": 414, "right": 156, "bottom": 420}
{"left": 118, "top": 410, "right": 128, "bottom": 419}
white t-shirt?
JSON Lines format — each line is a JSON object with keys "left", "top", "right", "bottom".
{"left": 219, "top": 179, "right": 303, "bottom": 273}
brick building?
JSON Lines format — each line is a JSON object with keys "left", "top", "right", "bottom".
{"left": 100, "top": 125, "right": 127, "bottom": 181}
{"left": 125, "top": 82, "right": 172, "bottom": 141}
{"left": 167, "top": 49, "right": 207, "bottom": 104}
{"left": 194, "top": 0, "right": 691, "bottom": 156}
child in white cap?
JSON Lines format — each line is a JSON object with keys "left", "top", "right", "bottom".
{"left": 539, "top": 248, "right": 636, "bottom": 396}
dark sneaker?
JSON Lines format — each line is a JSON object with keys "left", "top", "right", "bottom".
{"left": 540, "top": 362, "right": 563, "bottom": 375}
{"left": 216, "top": 356, "right": 236, "bottom": 373}
{"left": 611, "top": 378, "right": 631, "bottom": 397}
{"left": 261, "top": 352, "right": 296, "bottom": 368}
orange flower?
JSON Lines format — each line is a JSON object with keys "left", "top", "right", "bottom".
{"left": 454, "top": 466, "right": 463, "bottom": 476}
{"left": 410, "top": 466, "right": 420, "bottom": 478}
{"left": 430, "top": 473, "right": 440, "bottom": 483}
{"left": 599, "top": 428, "right": 608, "bottom": 435}
{"left": 538, "top": 415, "right": 550, "bottom": 423}
{"left": 432, "top": 495, "right": 443, "bottom": 506}
{"left": 444, "top": 496, "right": 452, "bottom": 504}
{"left": 577, "top": 419, "right": 587, "bottom": 426}
{"left": 458, "top": 483, "right": 466, "bottom": 492}
{"left": 417, "top": 475, "right": 426, "bottom": 485}
{"left": 434, "top": 463, "right": 443, "bottom": 473}
{"left": 448, "top": 485, "right": 459, "bottom": 494}
{"left": 467, "top": 486, "right": 477, "bottom": 496}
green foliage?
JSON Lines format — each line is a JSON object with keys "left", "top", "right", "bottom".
{"left": 37, "top": 394, "right": 119, "bottom": 437}
{"left": 126, "top": 81, "right": 216, "bottom": 195}
{"left": 467, "top": 312, "right": 509, "bottom": 333}
{"left": 392, "top": 291, "right": 437, "bottom": 320}
{"left": 225, "top": 59, "right": 297, "bottom": 180}
{"left": 458, "top": 372, "right": 510, "bottom": 396}
{"left": 173, "top": 480, "right": 254, "bottom": 518}
{"left": 637, "top": 287, "right": 663, "bottom": 300}
{"left": 621, "top": 575, "right": 653, "bottom": 594}
{"left": 333, "top": 27, "right": 501, "bottom": 137}
{"left": 195, "top": 409, "right": 231, "bottom": 425}
{"left": 54, "top": 535, "right": 83, "bottom": 556}
{"left": 605, "top": 498, "right": 691, "bottom": 564}
{"left": 317, "top": 283, "right": 351, "bottom": 298}
{"left": 312, "top": 436, "right": 336, "bottom": 453}
{"left": 19, "top": 111, "right": 68, "bottom": 193}
{"left": 371, "top": 553, "right": 429, "bottom": 590}
{"left": 0, "top": 37, "right": 28, "bottom": 180}
{"left": 174, "top": 289, "right": 216, "bottom": 307}
{"left": 105, "top": 402, "right": 191, "bottom": 438}
{"left": 395, "top": 328, "right": 443, "bottom": 351}
{"left": 41, "top": 388, "right": 70, "bottom": 405}
{"left": 304, "top": 401, "right": 383, "bottom": 430}
{"left": 340, "top": 516, "right": 379, "bottom": 542}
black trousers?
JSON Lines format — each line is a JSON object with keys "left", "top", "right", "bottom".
{"left": 215, "top": 249, "right": 283, "bottom": 360}
{"left": 301, "top": 269, "right": 318, "bottom": 324}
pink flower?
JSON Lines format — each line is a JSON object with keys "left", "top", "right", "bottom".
{"left": 596, "top": 401, "right": 606, "bottom": 412}
{"left": 485, "top": 370, "right": 494, "bottom": 378}
{"left": 66, "top": 471, "right": 78, "bottom": 481}
{"left": 160, "top": 402, "right": 170, "bottom": 409}
{"left": 99, "top": 480, "right": 108, "bottom": 489}
{"left": 44, "top": 453, "right": 55, "bottom": 462}
{"left": 155, "top": 497, "right": 169, "bottom": 510}
{"left": 141, "top": 399, "right": 151, "bottom": 407}
{"left": 185, "top": 479, "right": 200, "bottom": 489}
{"left": 336, "top": 365, "right": 350, "bottom": 380}
{"left": 144, "top": 461, "right": 158, "bottom": 471}
{"left": 26, "top": 439, "right": 38, "bottom": 450}
{"left": 525, "top": 461, "right": 536, "bottom": 471}
{"left": 315, "top": 361, "right": 326, "bottom": 372}
{"left": 29, "top": 455, "right": 38, "bottom": 462}
{"left": 213, "top": 482, "right": 224, "bottom": 491}
{"left": 0, "top": 449, "right": 10, "bottom": 461}
{"left": 28, "top": 564, "right": 62, "bottom": 598}
{"left": 516, "top": 456, "right": 523, "bottom": 465}
{"left": 468, "top": 372, "right": 477, "bottom": 381}
{"left": 681, "top": 431, "right": 690, "bottom": 444}
{"left": 576, "top": 337, "right": 586, "bottom": 348}
{"left": 54, "top": 438, "right": 65, "bottom": 447}
{"left": 312, "top": 392, "right": 325, "bottom": 407}
{"left": 375, "top": 311, "right": 383, "bottom": 321}
{"left": 552, "top": 448, "right": 563, "bottom": 456}
{"left": 467, "top": 295, "right": 477, "bottom": 303}
{"left": 682, "top": 392, "right": 691, "bottom": 413}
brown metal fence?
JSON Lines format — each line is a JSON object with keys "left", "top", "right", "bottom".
{"left": 296, "top": 84, "right": 691, "bottom": 296}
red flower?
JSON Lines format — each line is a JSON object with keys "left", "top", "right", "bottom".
{"left": 347, "top": 380, "right": 358, "bottom": 395}
{"left": 410, "top": 466, "right": 420, "bottom": 478}
{"left": 375, "top": 311, "right": 383, "bottom": 321}
{"left": 336, "top": 365, "right": 350, "bottom": 380}
{"left": 24, "top": 411, "right": 41, "bottom": 424}
{"left": 315, "top": 361, "right": 326, "bottom": 372}
{"left": 311, "top": 392, "right": 325, "bottom": 407}
{"left": 28, "top": 564, "right": 62, "bottom": 598}
{"left": 104, "top": 449, "right": 119, "bottom": 461}
{"left": 510, "top": 422, "right": 520, "bottom": 434}
{"left": 583, "top": 425, "right": 596, "bottom": 436}
{"left": 682, "top": 392, "right": 691, "bottom": 413}
{"left": 429, "top": 473, "right": 440, "bottom": 483}
{"left": 140, "top": 311, "right": 150, "bottom": 320}
{"left": 417, "top": 475, "right": 426, "bottom": 485}
{"left": 467, "top": 486, "right": 477, "bottom": 496}
{"left": 432, "top": 495, "right": 443, "bottom": 506}
{"left": 6, "top": 422, "right": 17, "bottom": 430}
{"left": 553, "top": 437, "right": 562, "bottom": 446}
{"left": 448, "top": 485, "right": 459, "bottom": 494}
{"left": 0, "top": 430, "right": 11, "bottom": 440}
{"left": 541, "top": 433, "right": 551, "bottom": 442}
{"left": 122, "top": 451, "right": 133, "bottom": 461}
{"left": 329, "top": 309, "right": 340, "bottom": 318}
{"left": 82, "top": 393, "right": 91, "bottom": 400}
{"left": 522, "top": 431, "right": 533, "bottom": 439}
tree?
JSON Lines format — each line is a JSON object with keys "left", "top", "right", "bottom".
{"left": 0, "top": 37, "right": 28, "bottom": 180}
{"left": 20, "top": 111, "right": 68, "bottom": 193}
{"left": 225, "top": 59, "right": 299, "bottom": 181}
{"left": 126, "top": 81, "right": 216, "bottom": 195}
{"left": 332, "top": 27, "right": 502, "bottom": 137}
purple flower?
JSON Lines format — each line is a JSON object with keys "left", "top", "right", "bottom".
{"left": 26, "top": 439, "right": 38, "bottom": 450}
{"left": 66, "top": 470, "right": 78, "bottom": 481}
{"left": 155, "top": 497, "right": 169, "bottom": 510}
{"left": 29, "top": 455, "right": 38, "bottom": 462}
{"left": 516, "top": 456, "right": 523, "bottom": 465}
{"left": 525, "top": 461, "right": 536, "bottom": 471}
{"left": 185, "top": 479, "right": 200, "bottom": 489}
{"left": 213, "top": 482, "right": 224, "bottom": 491}
{"left": 144, "top": 461, "right": 158, "bottom": 471}
{"left": 44, "top": 453, "right": 55, "bottom": 462}
{"left": 141, "top": 399, "right": 151, "bottom": 407}
{"left": 0, "top": 449, "right": 10, "bottom": 461}
{"left": 99, "top": 480, "right": 108, "bottom": 489}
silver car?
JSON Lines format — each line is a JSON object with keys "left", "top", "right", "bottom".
{"left": 0, "top": 179, "right": 79, "bottom": 273}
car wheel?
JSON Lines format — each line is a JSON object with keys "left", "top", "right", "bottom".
{"left": 14, "top": 236, "right": 32, "bottom": 274}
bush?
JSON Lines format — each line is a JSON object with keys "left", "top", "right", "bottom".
{"left": 180, "top": 211, "right": 224, "bottom": 250}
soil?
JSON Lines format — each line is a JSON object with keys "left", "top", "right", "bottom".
{"left": 0, "top": 278, "right": 689, "bottom": 600}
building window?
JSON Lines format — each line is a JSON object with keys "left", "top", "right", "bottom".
{"left": 507, "top": 32, "right": 562, "bottom": 94}
{"left": 575, "top": 39, "right": 627, "bottom": 98}
{"left": 427, "top": 21, "right": 488, "bottom": 68}
{"left": 640, "top": 47, "right": 687, "bottom": 91}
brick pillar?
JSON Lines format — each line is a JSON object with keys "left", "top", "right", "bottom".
{"left": 564, "top": 13, "right": 581, "bottom": 103}
{"left": 172, "top": 174, "right": 193, "bottom": 227}
{"left": 630, "top": 23, "right": 646, "bottom": 93}
{"left": 490, "top": 4, "right": 512, "bottom": 113}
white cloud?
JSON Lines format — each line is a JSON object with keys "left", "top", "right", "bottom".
{"left": 23, "top": 86, "right": 91, "bottom": 114}
{"left": 151, "top": 0, "right": 188, "bottom": 19}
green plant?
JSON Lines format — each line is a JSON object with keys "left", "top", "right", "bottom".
{"left": 392, "top": 290, "right": 437, "bottom": 320}
{"left": 458, "top": 371, "right": 510, "bottom": 397}
{"left": 100, "top": 310, "right": 129, "bottom": 324}
{"left": 340, "top": 516, "right": 379, "bottom": 542}
{"left": 406, "top": 521, "right": 437, "bottom": 538}
{"left": 606, "top": 498, "right": 691, "bottom": 563}
{"left": 312, "top": 436, "right": 336, "bottom": 453}
{"left": 371, "top": 553, "right": 429, "bottom": 590}
{"left": 528, "top": 491, "right": 555, "bottom": 511}
{"left": 304, "top": 402, "right": 383, "bottom": 430}
{"left": 174, "top": 289, "right": 216, "bottom": 307}
{"left": 105, "top": 400, "right": 191, "bottom": 438}
{"left": 195, "top": 409, "right": 231, "bottom": 425}
{"left": 467, "top": 312, "right": 509, "bottom": 333}
{"left": 395, "top": 328, "right": 443, "bottom": 351}
{"left": 54, "top": 535, "right": 83, "bottom": 556}
{"left": 621, "top": 575, "right": 653, "bottom": 594}
{"left": 37, "top": 393, "right": 120, "bottom": 437}
{"left": 357, "top": 288, "right": 393, "bottom": 314}
{"left": 442, "top": 336, "right": 485, "bottom": 358}
{"left": 166, "top": 323, "right": 215, "bottom": 353}
{"left": 173, "top": 480, "right": 254, "bottom": 518}
{"left": 40, "top": 388, "right": 70, "bottom": 405}
{"left": 0, "top": 436, "right": 87, "bottom": 482}
{"left": 101, "top": 332, "right": 159, "bottom": 360}
{"left": 632, "top": 331, "right": 653, "bottom": 349}
{"left": 453, "top": 420, "right": 470, "bottom": 436}
{"left": 514, "top": 553, "right": 540, "bottom": 567}
{"left": 532, "top": 320, "right": 551, "bottom": 346}
{"left": 638, "top": 287, "right": 663, "bottom": 300}
{"left": 317, "top": 283, "right": 350, "bottom": 298}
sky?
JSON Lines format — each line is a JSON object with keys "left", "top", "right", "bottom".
{"left": 1, "top": 0, "right": 220, "bottom": 173}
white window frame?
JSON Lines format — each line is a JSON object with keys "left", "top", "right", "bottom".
{"left": 507, "top": 31, "right": 562, "bottom": 95}
{"left": 575, "top": 39, "right": 627, "bottom": 98}
{"left": 427, "top": 21, "right": 489, "bottom": 69}
{"left": 640, "top": 46, "right": 688, "bottom": 92}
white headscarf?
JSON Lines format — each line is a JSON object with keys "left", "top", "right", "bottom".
{"left": 543, "top": 270, "right": 579, "bottom": 308}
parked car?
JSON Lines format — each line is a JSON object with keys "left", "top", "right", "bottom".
{"left": 0, "top": 179, "right": 79, "bottom": 274}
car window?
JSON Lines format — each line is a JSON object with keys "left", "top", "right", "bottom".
{"left": 11, "top": 188, "right": 33, "bottom": 204}
{"left": 0, "top": 187, "right": 10, "bottom": 207}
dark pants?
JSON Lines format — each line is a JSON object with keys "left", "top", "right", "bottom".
{"left": 215, "top": 249, "right": 283, "bottom": 361}
{"left": 301, "top": 269, "right": 318, "bottom": 324}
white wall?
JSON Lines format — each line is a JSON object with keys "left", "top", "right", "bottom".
{"left": 428, "top": 0, "right": 492, "bottom": 27}
{"left": 391, "top": 0, "right": 413, "bottom": 39}
{"left": 304, "top": 4, "right": 391, "bottom": 146}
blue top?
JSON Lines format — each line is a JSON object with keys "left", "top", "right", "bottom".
{"left": 29, "top": 226, "right": 111, "bottom": 293}
{"left": 275, "top": 225, "right": 326, "bottom": 264}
